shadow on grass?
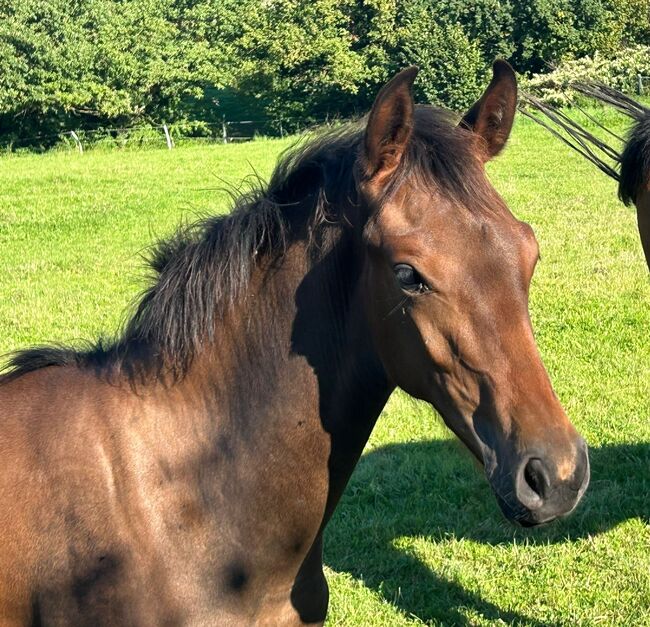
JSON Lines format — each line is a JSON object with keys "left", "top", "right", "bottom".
{"left": 324, "top": 439, "right": 650, "bottom": 625}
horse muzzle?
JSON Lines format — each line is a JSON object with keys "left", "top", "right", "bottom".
{"left": 491, "top": 438, "right": 590, "bottom": 527}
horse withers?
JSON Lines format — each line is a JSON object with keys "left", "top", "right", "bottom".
{"left": 0, "top": 62, "right": 589, "bottom": 626}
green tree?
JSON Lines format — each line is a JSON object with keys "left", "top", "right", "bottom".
{"left": 0, "top": 0, "right": 213, "bottom": 145}
{"left": 1, "top": 0, "right": 649, "bottom": 148}
{"left": 396, "top": 1, "right": 487, "bottom": 111}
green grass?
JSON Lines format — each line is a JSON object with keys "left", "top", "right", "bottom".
{"left": 1, "top": 117, "right": 649, "bottom": 626}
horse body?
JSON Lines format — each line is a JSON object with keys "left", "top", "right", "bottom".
{"left": 0, "top": 225, "right": 391, "bottom": 625}
{"left": 0, "top": 63, "right": 589, "bottom": 625}
{"left": 638, "top": 190, "right": 650, "bottom": 266}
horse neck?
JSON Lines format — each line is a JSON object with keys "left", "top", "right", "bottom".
{"left": 288, "top": 220, "right": 394, "bottom": 426}
{"left": 289, "top": 226, "right": 395, "bottom": 513}
{"left": 634, "top": 188, "right": 650, "bottom": 268}
{"left": 177, "top": 214, "right": 394, "bottom": 512}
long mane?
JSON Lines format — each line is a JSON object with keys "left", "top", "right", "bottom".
{"left": 520, "top": 83, "right": 650, "bottom": 205}
{"left": 0, "top": 107, "right": 486, "bottom": 385}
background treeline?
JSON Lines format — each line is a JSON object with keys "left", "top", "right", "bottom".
{"left": 1, "top": 0, "right": 649, "bottom": 147}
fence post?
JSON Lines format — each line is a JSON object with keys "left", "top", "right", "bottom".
{"left": 69, "top": 131, "right": 83, "bottom": 154}
{"left": 162, "top": 124, "right": 174, "bottom": 149}
{"left": 222, "top": 116, "right": 228, "bottom": 144}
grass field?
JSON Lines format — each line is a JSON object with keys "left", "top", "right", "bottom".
{"left": 1, "top": 114, "right": 649, "bottom": 626}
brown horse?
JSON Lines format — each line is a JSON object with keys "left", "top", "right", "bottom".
{"left": 522, "top": 84, "right": 650, "bottom": 270}
{"left": 0, "top": 62, "right": 589, "bottom": 626}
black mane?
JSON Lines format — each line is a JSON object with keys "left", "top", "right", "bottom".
{"left": 521, "top": 83, "right": 650, "bottom": 206}
{"left": 619, "top": 112, "right": 650, "bottom": 206}
{"left": 0, "top": 106, "right": 486, "bottom": 384}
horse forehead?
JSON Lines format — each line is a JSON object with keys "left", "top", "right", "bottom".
{"left": 378, "top": 191, "right": 519, "bottom": 250}
{"left": 376, "top": 186, "right": 471, "bottom": 235}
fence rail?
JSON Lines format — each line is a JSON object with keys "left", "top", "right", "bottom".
{"left": 6, "top": 79, "right": 648, "bottom": 154}
{"left": 2, "top": 114, "right": 342, "bottom": 153}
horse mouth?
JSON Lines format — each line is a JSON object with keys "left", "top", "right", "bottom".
{"left": 494, "top": 493, "right": 552, "bottom": 528}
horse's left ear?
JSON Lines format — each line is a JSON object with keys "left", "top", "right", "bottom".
{"left": 460, "top": 60, "right": 517, "bottom": 161}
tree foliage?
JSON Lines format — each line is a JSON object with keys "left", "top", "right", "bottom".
{"left": 397, "top": 1, "right": 488, "bottom": 111}
{"left": 0, "top": 0, "right": 647, "bottom": 146}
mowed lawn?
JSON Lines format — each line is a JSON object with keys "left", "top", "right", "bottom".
{"left": 0, "top": 116, "right": 649, "bottom": 626}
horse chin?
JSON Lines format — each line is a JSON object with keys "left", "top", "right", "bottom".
{"left": 494, "top": 493, "right": 533, "bottom": 527}
{"left": 493, "top": 492, "right": 554, "bottom": 528}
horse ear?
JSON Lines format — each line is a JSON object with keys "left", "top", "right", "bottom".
{"left": 362, "top": 66, "right": 418, "bottom": 185}
{"left": 460, "top": 60, "right": 517, "bottom": 161}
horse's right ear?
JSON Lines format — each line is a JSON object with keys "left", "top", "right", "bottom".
{"left": 361, "top": 67, "right": 418, "bottom": 186}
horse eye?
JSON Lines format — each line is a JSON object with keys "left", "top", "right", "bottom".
{"left": 393, "top": 264, "right": 429, "bottom": 292}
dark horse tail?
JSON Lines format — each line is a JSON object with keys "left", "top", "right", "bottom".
{"left": 520, "top": 83, "right": 650, "bottom": 206}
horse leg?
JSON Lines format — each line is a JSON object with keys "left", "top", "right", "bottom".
{"left": 288, "top": 534, "right": 328, "bottom": 626}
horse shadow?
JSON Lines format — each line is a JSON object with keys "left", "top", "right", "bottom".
{"left": 324, "top": 437, "right": 650, "bottom": 625}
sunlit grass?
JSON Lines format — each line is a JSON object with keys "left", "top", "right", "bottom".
{"left": 0, "top": 116, "right": 648, "bottom": 626}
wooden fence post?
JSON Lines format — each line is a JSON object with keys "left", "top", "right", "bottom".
{"left": 69, "top": 131, "right": 83, "bottom": 154}
{"left": 162, "top": 124, "right": 174, "bottom": 149}
{"left": 222, "top": 116, "right": 228, "bottom": 144}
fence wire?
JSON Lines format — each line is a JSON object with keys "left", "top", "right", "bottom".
{"left": 2, "top": 114, "right": 345, "bottom": 153}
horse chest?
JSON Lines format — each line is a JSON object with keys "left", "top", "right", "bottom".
{"left": 31, "top": 434, "right": 331, "bottom": 626}
{"left": 119, "top": 409, "right": 333, "bottom": 619}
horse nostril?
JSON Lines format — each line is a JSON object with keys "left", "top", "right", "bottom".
{"left": 519, "top": 457, "right": 550, "bottom": 507}
{"left": 573, "top": 439, "right": 590, "bottom": 491}
{"left": 523, "top": 458, "right": 549, "bottom": 499}
{"left": 509, "top": 449, "right": 589, "bottom": 524}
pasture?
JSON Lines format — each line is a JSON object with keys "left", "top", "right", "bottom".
{"left": 0, "top": 115, "right": 648, "bottom": 626}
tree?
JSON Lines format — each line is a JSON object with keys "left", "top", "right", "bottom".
{"left": 396, "top": 1, "right": 488, "bottom": 111}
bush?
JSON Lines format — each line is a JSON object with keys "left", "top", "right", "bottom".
{"left": 522, "top": 44, "right": 650, "bottom": 105}
{"left": 0, "top": 0, "right": 214, "bottom": 146}
{"left": 510, "top": 0, "right": 650, "bottom": 74}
